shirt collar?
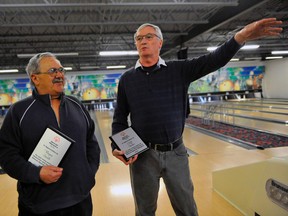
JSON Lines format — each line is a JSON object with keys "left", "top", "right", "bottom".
{"left": 32, "top": 88, "right": 65, "bottom": 106}
{"left": 135, "top": 57, "right": 167, "bottom": 69}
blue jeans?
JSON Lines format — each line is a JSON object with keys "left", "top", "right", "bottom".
{"left": 129, "top": 143, "right": 198, "bottom": 216}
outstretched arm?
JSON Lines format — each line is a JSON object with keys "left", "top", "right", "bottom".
{"left": 234, "top": 18, "right": 283, "bottom": 45}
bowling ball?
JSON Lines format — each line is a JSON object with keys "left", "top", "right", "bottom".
{"left": 82, "top": 88, "right": 100, "bottom": 100}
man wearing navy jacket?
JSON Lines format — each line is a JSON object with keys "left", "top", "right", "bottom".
{"left": 0, "top": 52, "right": 101, "bottom": 216}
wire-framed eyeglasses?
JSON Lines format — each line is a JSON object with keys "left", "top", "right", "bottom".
{"left": 135, "top": 33, "right": 161, "bottom": 42}
{"left": 35, "top": 67, "right": 66, "bottom": 76}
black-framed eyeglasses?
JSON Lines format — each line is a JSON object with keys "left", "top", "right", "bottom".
{"left": 135, "top": 33, "right": 161, "bottom": 42}
{"left": 35, "top": 67, "right": 66, "bottom": 76}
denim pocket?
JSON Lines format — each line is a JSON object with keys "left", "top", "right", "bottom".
{"left": 173, "top": 143, "right": 187, "bottom": 156}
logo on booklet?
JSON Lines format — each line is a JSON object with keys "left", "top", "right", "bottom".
{"left": 120, "top": 131, "right": 129, "bottom": 141}
{"left": 53, "top": 136, "right": 60, "bottom": 143}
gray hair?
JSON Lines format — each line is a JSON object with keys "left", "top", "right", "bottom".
{"left": 134, "top": 23, "right": 163, "bottom": 41}
{"left": 26, "top": 52, "right": 57, "bottom": 76}
{"left": 26, "top": 52, "right": 57, "bottom": 86}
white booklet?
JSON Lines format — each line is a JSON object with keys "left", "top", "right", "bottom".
{"left": 28, "top": 127, "right": 74, "bottom": 167}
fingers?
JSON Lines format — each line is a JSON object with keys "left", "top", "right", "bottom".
{"left": 257, "top": 17, "right": 282, "bottom": 26}
{"left": 39, "top": 166, "right": 63, "bottom": 184}
{"left": 112, "top": 149, "right": 138, "bottom": 165}
{"left": 257, "top": 18, "right": 282, "bottom": 31}
{"left": 235, "top": 17, "right": 282, "bottom": 44}
{"left": 264, "top": 27, "right": 283, "bottom": 36}
{"left": 124, "top": 155, "right": 138, "bottom": 165}
{"left": 256, "top": 18, "right": 283, "bottom": 36}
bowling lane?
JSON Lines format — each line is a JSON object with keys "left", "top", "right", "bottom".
{"left": 190, "top": 99, "right": 288, "bottom": 136}
{"left": 224, "top": 99, "right": 288, "bottom": 114}
{"left": 190, "top": 109, "right": 288, "bottom": 136}
{"left": 192, "top": 100, "right": 288, "bottom": 115}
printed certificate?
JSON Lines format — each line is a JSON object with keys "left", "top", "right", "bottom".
{"left": 109, "top": 127, "right": 148, "bottom": 161}
{"left": 28, "top": 127, "right": 74, "bottom": 167}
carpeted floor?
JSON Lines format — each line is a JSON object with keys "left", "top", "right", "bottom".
{"left": 186, "top": 116, "right": 288, "bottom": 149}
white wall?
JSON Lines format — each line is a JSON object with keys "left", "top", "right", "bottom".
{"left": 262, "top": 58, "right": 288, "bottom": 99}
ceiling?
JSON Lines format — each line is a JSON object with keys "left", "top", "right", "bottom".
{"left": 0, "top": 0, "right": 287, "bottom": 74}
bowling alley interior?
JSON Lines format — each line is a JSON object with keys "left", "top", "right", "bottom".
{"left": 0, "top": 1, "right": 288, "bottom": 216}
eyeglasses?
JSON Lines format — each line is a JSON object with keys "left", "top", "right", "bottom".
{"left": 35, "top": 67, "right": 66, "bottom": 76}
{"left": 135, "top": 33, "right": 161, "bottom": 42}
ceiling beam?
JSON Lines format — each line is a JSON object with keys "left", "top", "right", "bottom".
{"left": 1, "top": 20, "right": 208, "bottom": 28}
{"left": 0, "top": 1, "right": 239, "bottom": 9}
{"left": 161, "top": 0, "right": 269, "bottom": 57}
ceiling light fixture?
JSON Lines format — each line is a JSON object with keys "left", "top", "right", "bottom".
{"left": 244, "top": 57, "right": 262, "bottom": 60}
{"left": 64, "top": 67, "right": 73, "bottom": 71}
{"left": 17, "top": 53, "right": 79, "bottom": 58}
{"left": 99, "top": 51, "right": 138, "bottom": 56}
{"left": 0, "top": 69, "right": 19, "bottom": 73}
{"left": 271, "top": 50, "right": 288, "bottom": 55}
{"left": 206, "top": 47, "right": 218, "bottom": 51}
{"left": 240, "top": 45, "right": 260, "bottom": 50}
{"left": 106, "top": 65, "right": 126, "bottom": 69}
{"left": 80, "top": 66, "right": 100, "bottom": 70}
{"left": 265, "top": 56, "right": 283, "bottom": 60}
{"left": 230, "top": 58, "right": 239, "bottom": 61}
{"left": 207, "top": 44, "right": 259, "bottom": 51}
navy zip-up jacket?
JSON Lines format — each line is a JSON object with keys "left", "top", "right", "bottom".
{"left": 0, "top": 89, "right": 100, "bottom": 213}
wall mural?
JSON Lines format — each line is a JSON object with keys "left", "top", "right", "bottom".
{"left": 188, "top": 66, "right": 264, "bottom": 93}
{"left": 65, "top": 73, "right": 120, "bottom": 100}
{"left": 0, "top": 73, "right": 122, "bottom": 106}
{"left": 0, "top": 66, "right": 264, "bottom": 106}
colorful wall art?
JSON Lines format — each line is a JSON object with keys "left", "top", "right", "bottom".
{"left": 188, "top": 66, "right": 264, "bottom": 93}
{"left": 0, "top": 73, "right": 121, "bottom": 106}
{"left": 0, "top": 66, "right": 264, "bottom": 106}
{"left": 65, "top": 73, "right": 121, "bottom": 100}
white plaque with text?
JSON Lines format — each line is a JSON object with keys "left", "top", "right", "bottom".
{"left": 109, "top": 127, "right": 148, "bottom": 161}
{"left": 28, "top": 127, "right": 74, "bottom": 167}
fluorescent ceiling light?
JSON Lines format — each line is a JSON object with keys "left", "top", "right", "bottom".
{"left": 17, "top": 53, "right": 79, "bottom": 58}
{"left": 240, "top": 45, "right": 259, "bottom": 50}
{"left": 80, "top": 66, "right": 100, "bottom": 70}
{"left": 0, "top": 69, "right": 19, "bottom": 73}
{"left": 99, "top": 51, "right": 138, "bottom": 56}
{"left": 106, "top": 65, "right": 126, "bottom": 69}
{"left": 207, "top": 47, "right": 217, "bottom": 51}
{"left": 271, "top": 50, "right": 288, "bottom": 55}
{"left": 244, "top": 57, "right": 262, "bottom": 60}
{"left": 265, "top": 56, "right": 283, "bottom": 60}
{"left": 207, "top": 44, "right": 259, "bottom": 51}
{"left": 64, "top": 67, "right": 73, "bottom": 71}
{"left": 230, "top": 58, "right": 239, "bottom": 61}
{"left": 55, "top": 53, "right": 79, "bottom": 56}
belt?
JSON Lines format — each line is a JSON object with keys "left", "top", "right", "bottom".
{"left": 147, "top": 137, "right": 183, "bottom": 152}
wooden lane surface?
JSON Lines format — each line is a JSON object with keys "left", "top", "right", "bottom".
{"left": 95, "top": 111, "right": 119, "bottom": 163}
{"left": 191, "top": 102, "right": 288, "bottom": 119}
{"left": 190, "top": 109, "right": 288, "bottom": 136}
{"left": 0, "top": 174, "right": 18, "bottom": 215}
{"left": 190, "top": 98, "right": 288, "bottom": 135}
